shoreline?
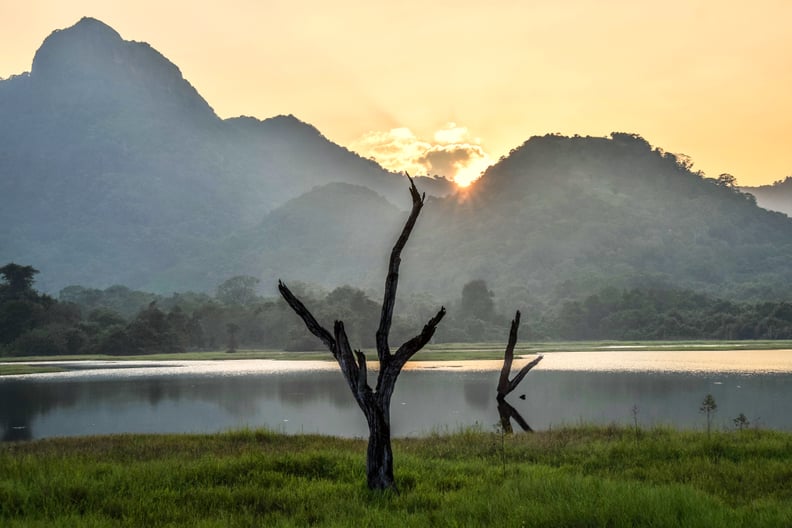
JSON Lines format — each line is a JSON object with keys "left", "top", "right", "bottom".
{"left": 3, "top": 348, "right": 792, "bottom": 378}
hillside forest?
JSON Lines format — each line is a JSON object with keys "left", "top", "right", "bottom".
{"left": 5, "top": 263, "right": 792, "bottom": 357}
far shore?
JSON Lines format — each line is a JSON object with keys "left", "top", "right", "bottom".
{"left": 3, "top": 342, "right": 792, "bottom": 377}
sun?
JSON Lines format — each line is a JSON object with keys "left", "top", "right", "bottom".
{"left": 453, "top": 157, "right": 492, "bottom": 187}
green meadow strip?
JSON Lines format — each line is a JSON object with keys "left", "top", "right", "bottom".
{"left": 1, "top": 426, "right": 791, "bottom": 526}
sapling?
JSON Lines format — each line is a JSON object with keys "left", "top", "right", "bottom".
{"left": 733, "top": 413, "right": 750, "bottom": 431}
{"left": 699, "top": 394, "right": 717, "bottom": 437}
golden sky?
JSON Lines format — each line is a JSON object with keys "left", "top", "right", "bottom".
{"left": 2, "top": 0, "right": 791, "bottom": 186}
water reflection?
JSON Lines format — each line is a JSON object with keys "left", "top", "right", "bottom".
{"left": 497, "top": 398, "right": 533, "bottom": 434}
{"left": 2, "top": 353, "right": 792, "bottom": 441}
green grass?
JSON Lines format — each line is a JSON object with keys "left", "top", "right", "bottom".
{"left": 2, "top": 426, "right": 791, "bottom": 526}
{"left": 0, "top": 364, "right": 66, "bottom": 376}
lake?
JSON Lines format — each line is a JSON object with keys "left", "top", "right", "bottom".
{"left": 2, "top": 350, "right": 791, "bottom": 442}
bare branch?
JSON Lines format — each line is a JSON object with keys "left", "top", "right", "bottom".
{"left": 506, "top": 355, "right": 543, "bottom": 395}
{"left": 391, "top": 306, "right": 446, "bottom": 369}
{"left": 497, "top": 311, "right": 521, "bottom": 395}
{"left": 278, "top": 280, "right": 335, "bottom": 353}
{"left": 497, "top": 310, "right": 543, "bottom": 398}
{"left": 376, "top": 174, "right": 425, "bottom": 362}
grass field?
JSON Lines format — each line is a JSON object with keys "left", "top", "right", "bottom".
{"left": 1, "top": 426, "right": 791, "bottom": 527}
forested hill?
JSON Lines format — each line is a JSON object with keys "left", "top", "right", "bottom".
{"left": 0, "top": 17, "right": 452, "bottom": 292}
{"left": 404, "top": 133, "right": 792, "bottom": 309}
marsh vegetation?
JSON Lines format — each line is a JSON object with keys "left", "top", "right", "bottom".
{"left": 2, "top": 426, "right": 791, "bottom": 526}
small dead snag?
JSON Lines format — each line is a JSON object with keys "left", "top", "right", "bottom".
{"left": 496, "top": 310, "right": 543, "bottom": 433}
{"left": 278, "top": 176, "right": 445, "bottom": 491}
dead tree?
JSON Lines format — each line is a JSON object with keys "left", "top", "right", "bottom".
{"left": 496, "top": 310, "right": 543, "bottom": 433}
{"left": 278, "top": 177, "right": 445, "bottom": 491}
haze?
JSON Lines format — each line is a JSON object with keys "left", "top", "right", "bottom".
{"left": 2, "top": 0, "right": 791, "bottom": 186}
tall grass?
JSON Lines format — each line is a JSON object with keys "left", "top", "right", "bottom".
{"left": 1, "top": 426, "right": 791, "bottom": 526}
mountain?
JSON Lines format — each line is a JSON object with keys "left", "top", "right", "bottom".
{"left": 742, "top": 178, "right": 792, "bottom": 217}
{"left": 0, "top": 17, "right": 453, "bottom": 292}
{"left": 402, "top": 133, "right": 792, "bottom": 308}
{"left": 5, "top": 18, "right": 792, "bottom": 307}
{"left": 176, "top": 132, "right": 792, "bottom": 310}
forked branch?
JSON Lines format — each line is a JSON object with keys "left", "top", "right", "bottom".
{"left": 392, "top": 306, "right": 446, "bottom": 369}
{"left": 376, "top": 175, "right": 425, "bottom": 362}
{"left": 497, "top": 310, "right": 543, "bottom": 400}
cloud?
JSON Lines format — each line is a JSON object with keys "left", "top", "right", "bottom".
{"left": 351, "top": 123, "right": 492, "bottom": 186}
{"left": 434, "top": 123, "right": 470, "bottom": 144}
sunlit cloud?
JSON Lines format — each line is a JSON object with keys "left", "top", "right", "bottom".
{"left": 350, "top": 123, "right": 492, "bottom": 187}
{"left": 434, "top": 122, "right": 469, "bottom": 144}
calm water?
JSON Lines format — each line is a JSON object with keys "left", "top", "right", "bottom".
{"left": 2, "top": 351, "right": 791, "bottom": 441}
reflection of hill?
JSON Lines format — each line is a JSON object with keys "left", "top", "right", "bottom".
{"left": 2, "top": 369, "right": 791, "bottom": 440}
{"left": 0, "top": 371, "right": 360, "bottom": 441}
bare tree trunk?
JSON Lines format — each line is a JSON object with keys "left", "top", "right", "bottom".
{"left": 364, "top": 404, "right": 395, "bottom": 489}
{"left": 496, "top": 310, "right": 542, "bottom": 432}
{"left": 278, "top": 176, "right": 445, "bottom": 491}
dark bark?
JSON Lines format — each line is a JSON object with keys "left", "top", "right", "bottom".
{"left": 278, "top": 176, "right": 445, "bottom": 491}
{"left": 497, "top": 398, "right": 533, "bottom": 433}
{"left": 496, "top": 310, "right": 542, "bottom": 432}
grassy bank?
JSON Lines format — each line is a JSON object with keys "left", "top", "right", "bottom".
{"left": 2, "top": 426, "right": 791, "bottom": 527}
{"left": 0, "top": 364, "right": 66, "bottom": 376}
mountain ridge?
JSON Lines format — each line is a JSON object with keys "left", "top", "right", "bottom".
{"left": 3, "top": 18, "right": 792, "bottom": 310}
{"left": 0, "top": 17, "right": 453, "bottom": 292}
{"left": 403, "top": 132, "right": 792, "bottom": 308}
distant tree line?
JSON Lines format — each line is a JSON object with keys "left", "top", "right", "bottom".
{"left": 5, "top": 263, "right": 792, "bottom": 357}
{"left": 545, "top": 287, "right": 792, "bottom": 340}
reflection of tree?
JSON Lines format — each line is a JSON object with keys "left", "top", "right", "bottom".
{"left": 497, "top": 398, "right": 532, "bottom": 434}
{"left": 0, "top": 380, "right": 79, "bottom": 441}
{"left": 0, "top": 371, "right": 370, "bottom": 443}
{"left": 276, "top": 373, "right": 353, "bottom": 407}
{"left": 462, "top": 377, "right": 491, "bottom": 409}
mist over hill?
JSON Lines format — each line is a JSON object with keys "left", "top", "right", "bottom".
{"left": 4, "top": 18, "right": 792, "bottom": 312}
{"left": 742, "top": 178, "right": 792, "bottom": 217}
{"left": 0, "top": 17, "right": 452, "bottom": 292}
{"left": 147, "top": 182, "right": 404, "bottom": 293}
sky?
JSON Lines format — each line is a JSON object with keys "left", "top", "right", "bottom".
{"left": 2, "top": 0, "right": 791, "bottom": 186}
